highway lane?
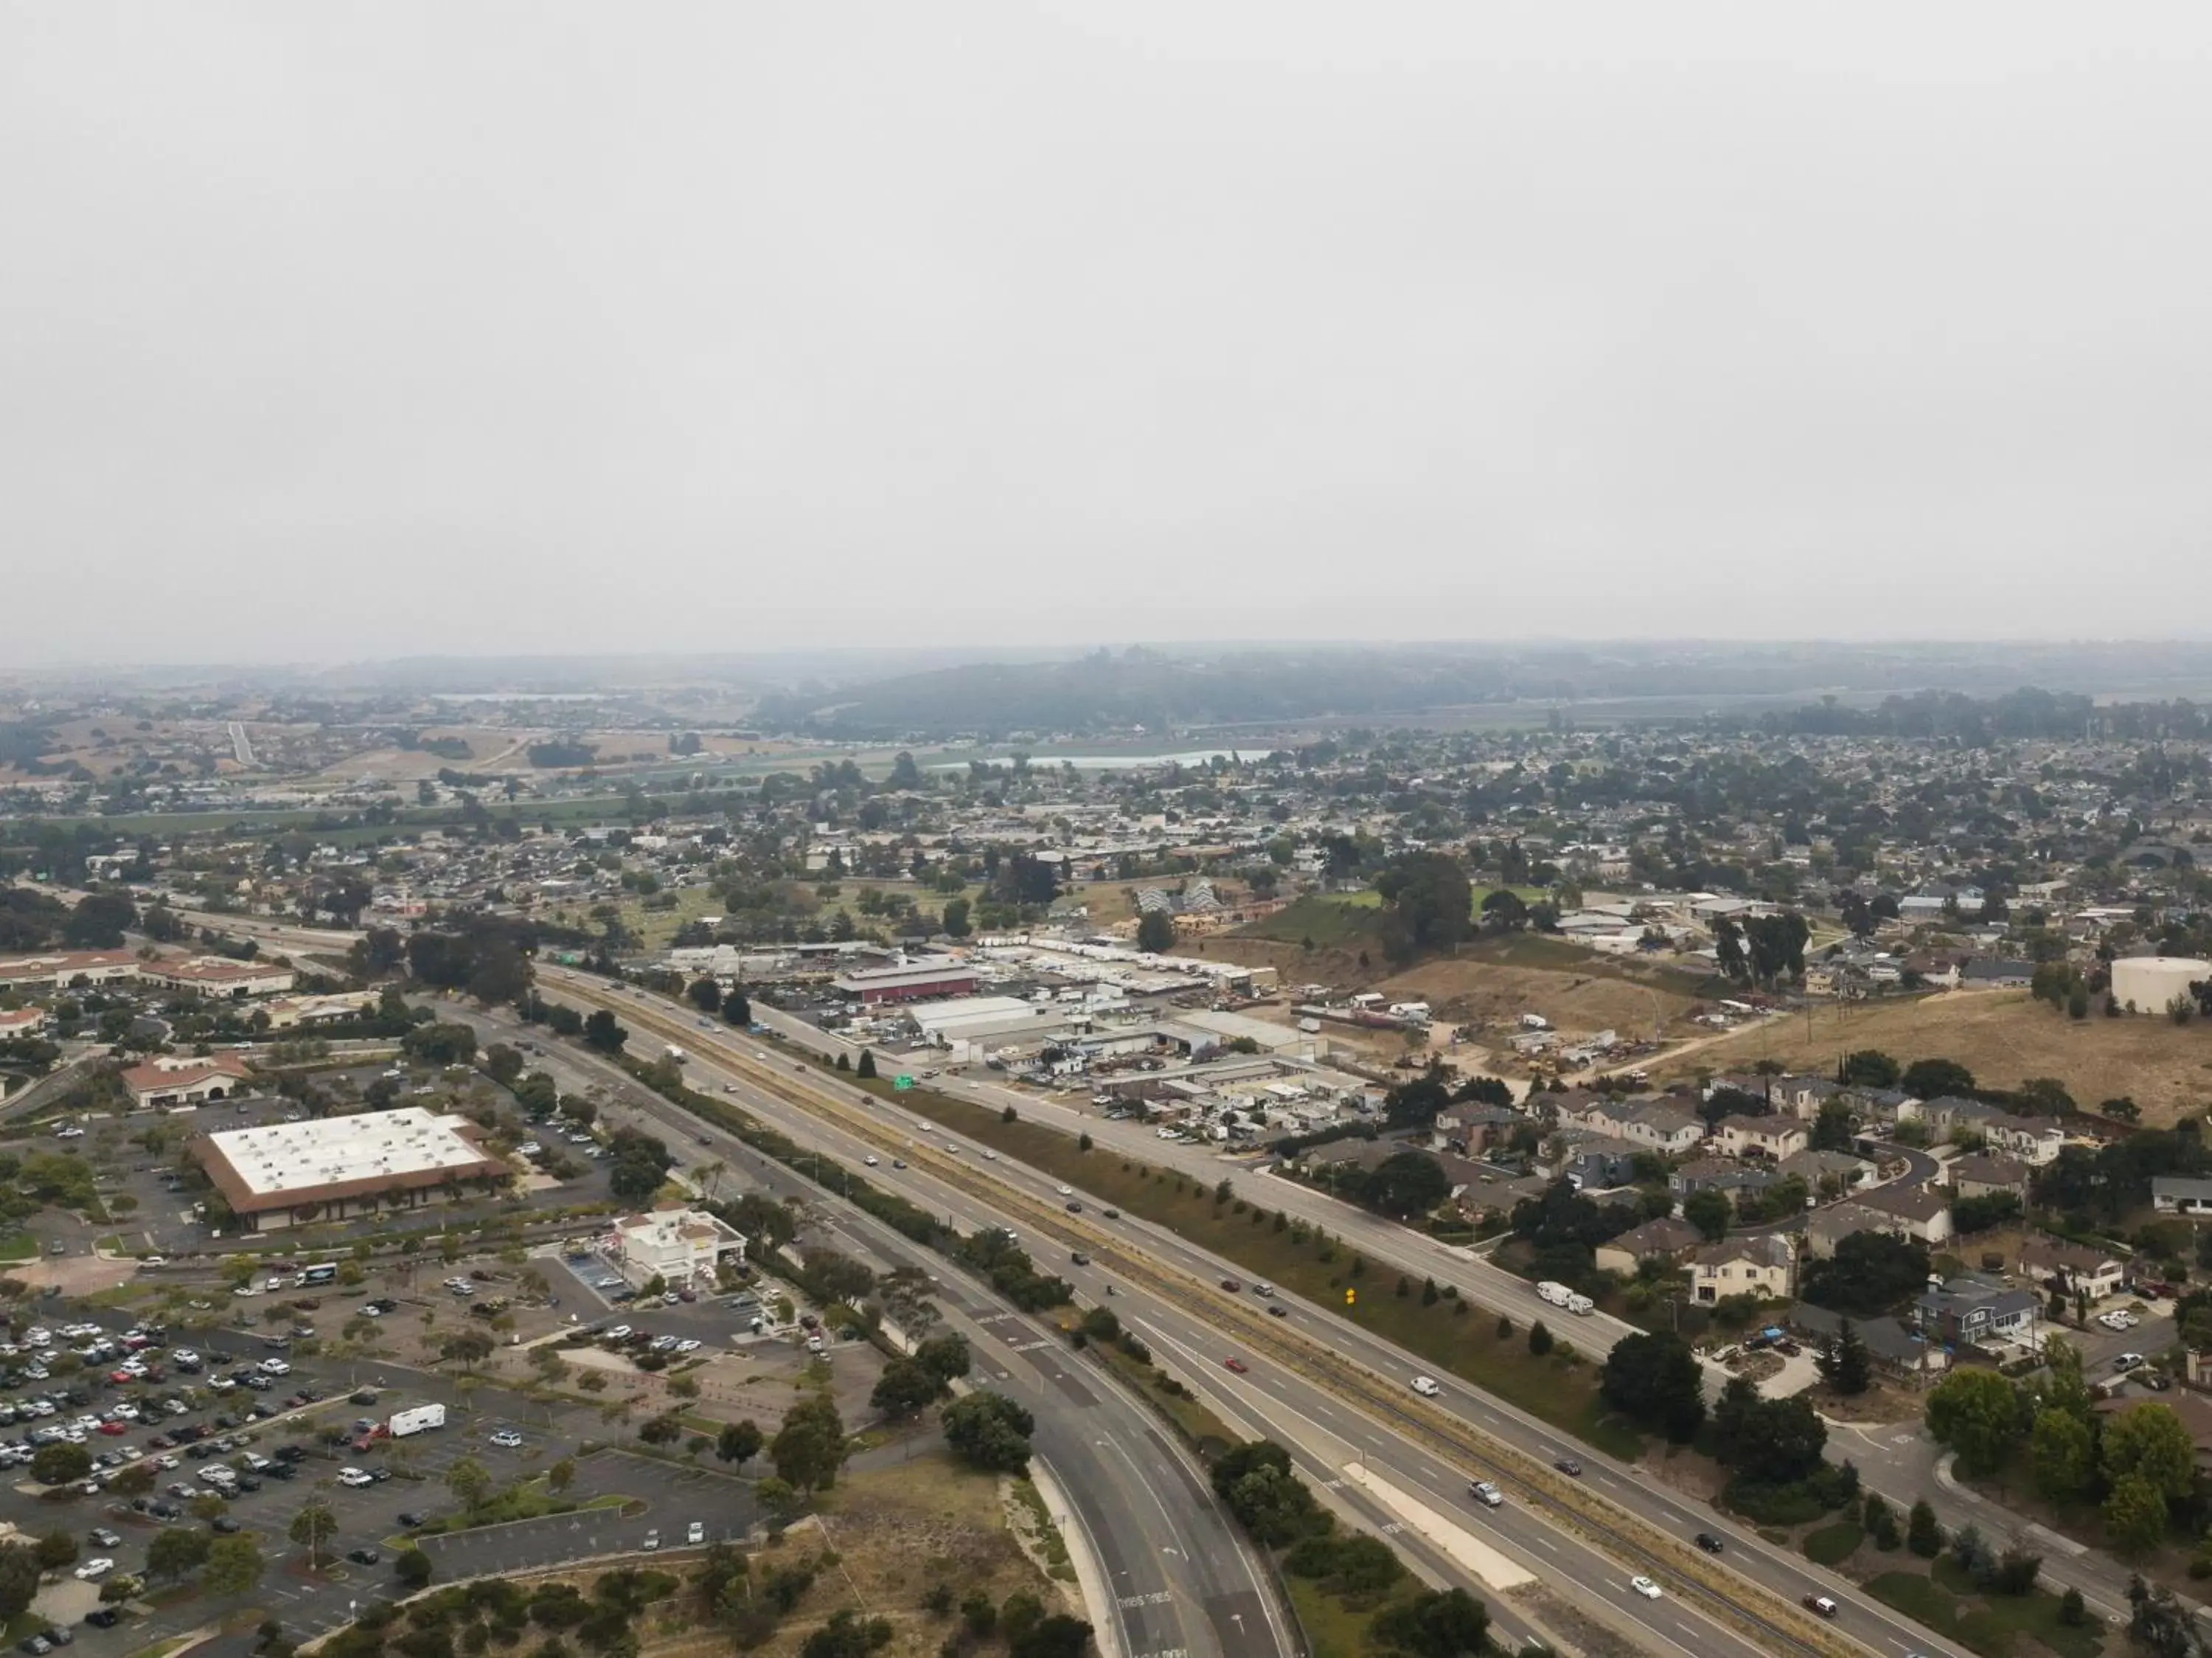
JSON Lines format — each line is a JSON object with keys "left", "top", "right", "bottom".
{"left": 437, "top": 1001, "right": 1287, "bottom": 1658}
{"left": 540, "top": 976, "right": 1880, "bottom": 1658}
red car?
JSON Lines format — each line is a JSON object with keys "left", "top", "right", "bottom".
{"left": 1222, "top": 1357, "right": 1250, "bottom": 1374}
{"left": 97, "top": 1421, "right": 128, "bottom": 1435}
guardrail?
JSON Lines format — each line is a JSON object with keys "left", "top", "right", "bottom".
{"left": 552, "top": 979, "right": 1876, "bottom": 1658}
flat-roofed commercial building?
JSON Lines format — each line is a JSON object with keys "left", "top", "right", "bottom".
{"left": 832, "top": 962, "right": 980, "bottom": 1006}
{"left": 612, "top": 1206, "right": 749, "bottom": 1288}
{"left": 191, "top": 1107, "right": 510, "bottom": 1232}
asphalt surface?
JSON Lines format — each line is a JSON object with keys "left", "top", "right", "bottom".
{"left": 444, "top": 995, "right": 1295, "bottom": 1658}
{"left": 538, "top": 974, "right": 1834, "bottom": 1658}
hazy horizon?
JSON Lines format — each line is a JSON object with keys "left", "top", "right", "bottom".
{"left": 10, "top": 3, "right": 2212, "bottom": 666}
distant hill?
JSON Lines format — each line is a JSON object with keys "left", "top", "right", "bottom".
{"left": 754, "top": 639, "right": 2212, "bottom": 740}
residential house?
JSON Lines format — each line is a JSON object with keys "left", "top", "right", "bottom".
{"left": 2093, "top": 1391, "right": 2212, "bottom": 1474}
{"left": 1593, "top": 1216, "right": 1703, "bottom": 1277}
{"left": 1980, "top": 1114, "right": 2069, "bottom": 1167}
{"left": 1691, "top": 1233, "right": 1795, "bottom": 1304}
{"left": 2154, "top": 1176, "right": 2212, "bottom": 1219}
{"left": 1577, "top": 1097, "right": 1705, "bottom": 1156}
{"left": 1805, "top": 1201, "right": 1895, "bottom": 1260}
{"left": 1960, "top": 959, "right": 2036, "bottom": 988}
{"left": 1788, "top": 1303, "right": 1945, "bottom": 1386}
{"left": 1854, "top": 1181, "right": 1956, "bottom": 1246}
{"left": 1916, "top": 1274, "right": 2041, "bottom": 1350}
{"left": 1667, "top": 1157, "right": 1779, "bottom": 1201}
{"left": 121, "top": 1052, "right": 257, "bottom": 1112}
{"left": 1432, "top": 1104, "right": 1524, "bottom": 1157}
{"left": 1947, "top": 1153, "right": 2032, "bottom": 1204}
{"left": 1778, "top": 1148, "right": 1876, "bottom": 1196}
{"left": 1717, "top": 1117, "right": 1811, "bottom": 1162}
{"left": 2017, "top": 1237, "right": 2126, "bottom": 1303}
{"left": 1550, "top": 1133, "right": 1643, "bottom": 1193}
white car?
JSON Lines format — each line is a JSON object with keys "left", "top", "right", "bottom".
{"left": 1630, "top": 1576, "right": 1663, "bottom": 1600}
{"left": 489, "top": 1429, "right": 524, "bottom": 1449}
{"left": 1469, "top": 1481, "right": 1503, "bottom": 1508}
{"left": 260, "top": 1359, "right": 291, "bottom": 1376}
{"left": 2115, "top": 1352, "right": 2147, "bottom": 1370}
{"left": 687, "top": 1521, "right": 705, "bottom": 1544}
{"left": 982, "top": 1151, "right": 998, "bottom": 1161}
{"left": 75, "top": 1559, "right": 114, "bottom": 1581}
{"left": 338, "top": 1468, "right": 375, "bottom": 1488}
{"left": 54, "top": 1125, "right": 84, "bottom": 1140}
{"left": 263, "top": 1277, "right": 285, "bottom": 1293}
{"left": 863, "top": 1156, "right": 879, "bottom": 1167}
{"left": 641, "top": 1530, "right": 660, "bottom": 1551}
{"left": 1411, "top": 1376, "right": 1441, "bottom": 1398}
{"left": 1055, "top": 1184, "right": 1074, "bottom": 1196}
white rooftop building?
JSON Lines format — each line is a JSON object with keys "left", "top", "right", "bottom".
{"left": 192, "top": 1107, "right": 509, "bottom": 1232}
{"left": 611, "top": 1207, "right": 749, "bottom": 1288}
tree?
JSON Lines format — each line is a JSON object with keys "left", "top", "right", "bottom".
{"left": 32, "top": 1530, "right": 77, "bottom": 1571}
{"left": 2104, "top": 1473, "right": 2171, "bottom": 1555}
{"left": 289, "top": 1502, "right": 339, "bottom": 1568}
{"left": 1809, "top": 1098, "right": 1856, "bottom": 1153}
{"left": 914, "top": 1333, "right": 972, "bottom": 1384}
{"left": 941, "top": 897, "right": 971, "bottom": 938}
{"left": 1901, "top": 1058, "right": 1976, "bottom": 1099}
{"left": 1816, "top": 1319, "right": 1871, "bottom": 1396}
{"left": 1210, "top": 1442, "right": 1329, "bottom": 1546}
{"left": 856, "top": 1050, "right": 877, "bottom": 1079}
{"left": 481, "top": 1043, "right": 525, "bottom": 1086}
{"left": 1363, "top": 1151, "right": 1450, "bottom": 1218}
{"left": 869, "top": 1358, "right": 949, "bottom": 1420}
{"left": 441, "top": 1329, "right": 495, "bottom": 1370}
{"left": 717, "top": 1420, "right": 763, "bottom": 1466}
{"left": 29, "top": 1442, "right": 89, "bottom": 1485}
{"left": 1599, "top": 1331, "right": 1705, "bottom": 1442}
{"left": 771, "top": 1393, "right": 849, "bottom": 1492}
{"left": 2103, "top": 1402, "right": 2197, "bottom": 1499}
{"left": 1009, "top": 1615, "right": 1093, "bottom": 1658}
{"left": 146, "top": 1527, "right": 212, "bottom": 1580}
{"left": 445, "top": 1455, "right": 494, "bottom": 1510}
{"left": 1684, "top": 1187, "right": 1733, "bottom": 1241}
{"left": 1838, "top": 1049, "right": 1901, "bottom": 1089}
{"left": 686, "top": 977, "right": 722, "bottom": 1015}
{"left": 1374, "top": 851, "right": 1475, "bottom": 960}
{"left": 1366, "top": 1586, "right": 1490, "bottom": 1658}
{"left": 1907, "top": 1499, "right": 1943, "bottom": 1558}
{"left": 395, "top": 1548, "right": 434, "bottom": 1589}
{"left": 64, "top": 893, "right": 136, "bottom": 948}
{"left": 1926, "top": 1369, "right": 2023, "bottom": 1477}
{"left": 202, "top": 1535, "right": 265, "bottom": 1595}
{"left": 1135, "top": 910, "right": 1175, "bottom": 954}
{"left": 942, "top": 1391, "right": 1035, "bottom": 1474}
{"left": 582, "top": 1009, "right": 628, "bottom": 1054}
{"left": 2031, "top": 1407, "right": 2096, "bottom": 1503}
{"left": 0, "top": 1547, "right": 35, "bottom": 1623}
{"left": 722, "top": 988, "right": 752, "bottom": 1027}
{"left": 1527, "top": 1320, "right": 1553, "bottom": 1356}
{"left": 1801, "top": 1231, "right": 1930, "bottom": 1317}
{"left": 548, "top": 1457, "right": 577, "bottom": 1494}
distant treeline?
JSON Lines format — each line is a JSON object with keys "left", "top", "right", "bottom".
{"left": 1756, "top": 688, "right": 2212, "bottom": 741}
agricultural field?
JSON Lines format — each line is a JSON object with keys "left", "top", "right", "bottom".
{"left": 1664, "top": 988, "right": 2212, "bottom": 1124}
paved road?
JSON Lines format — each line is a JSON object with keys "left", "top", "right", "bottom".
{"left": 540, "top": 974, "right": 1851, "bottom": 1658}
{"left": 442, "top": 996, "right": 1294, "bottom": 1658}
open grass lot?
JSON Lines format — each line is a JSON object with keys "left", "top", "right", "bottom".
{"left": 874, "top": 1077, "right": 1644, "bottom": 1458}
{"left": 1660, "top": 986, "right": 2212, "bottom": 1125}
{"left": 1863, "top": 1557, "right": 2104, "bottom": 1658}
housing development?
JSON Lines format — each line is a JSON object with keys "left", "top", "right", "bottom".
{"left": 3, "top": 648, "right": 2212, "bottom": 1658}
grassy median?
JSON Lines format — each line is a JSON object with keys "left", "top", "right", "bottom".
{"left": 852, "top": 1072, "right": 1644, "bottom": 1460}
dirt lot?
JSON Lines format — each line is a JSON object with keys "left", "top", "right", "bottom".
{"left": 1659, "top": 987, "right": 2212, "bottom": 1123}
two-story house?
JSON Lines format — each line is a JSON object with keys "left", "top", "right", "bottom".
{"left": 1594, "top": 1216, "right": 1704, "bottom": 1277}
{"left": 1717, "top": 1117, "right": 1812, "bottom": 1162}
{"left": 1947, "top": 1153, "right": 2032, "bottom": 1204}
{"left": 1691, "top": 1233, "right": 1795, "bottom": 1304}
{"left": 1854, "top": 1181, "right": 1956, "bottom": 1246}
{"left": 1980, "top": 1114, "right": 2069, "bottom": 1167}
{"left": 1578, "top": 1098, "right": 1705, "bottom": 1157}
{"left": 2017, "top": 1237, "right": 2126, "bottom": 1302}
{"left": 1916, "top": 1274, "right": 2039, "bottom": 1349}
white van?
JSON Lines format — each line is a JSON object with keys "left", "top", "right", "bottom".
{"left": 1411, "top": 1376, "right": 1441, "bottom": 1398}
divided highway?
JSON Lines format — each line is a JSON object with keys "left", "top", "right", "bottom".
{"left": 540, "top": 970, "right": 1935, "bottom": 1658}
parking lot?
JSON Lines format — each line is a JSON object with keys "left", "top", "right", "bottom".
{"left": 0, "top": 1292, "right": 709, "bottom": 1658}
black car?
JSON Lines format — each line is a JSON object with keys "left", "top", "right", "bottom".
{"left": 148, "top": 1502, "right": 180, "bottom": 1520}
{"left": 397, "top": 1512, "right": 425, "bottom": 1528}
{"left": 274, "top": 1445, "right": 306, "bottom": 1461}
{"left": 20, "top": 1637, "right": 51, "bottom": 1656}
{"left": 1694, "top": 1533, "right": 1725, "bottom": 1553}
{"left": 347, "top": 1548, "right": 381, "bottom": 1566}
{"left": 1065, "top": 1201, "right": 1082, "bottom": 1213}
{"left": 1102, "top": 1208, "right": 1120, "bottom": 1220}
{"left": 80, "top": 1614, "right": 116, "bottom": 1631}
{"left": 212, "top": 1517, "right": 241, "bottom": 1534}
{"left": 1070, "top": 1252, "right": 1090, "bottom": 1266}
{"left": 44, "top": 1632, "right": 72, "bottom": 1648}
{"left": 1266, "top": 1304, "right": 1289, "bottom": 1318}
{"left": 369, "top": 1468, "right": 392, "bottom": 1482}
{"left": 1554, "top": 1457, "right": 1583, "bottom": 1477}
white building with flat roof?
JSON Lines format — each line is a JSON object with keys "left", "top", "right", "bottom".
{"left": 192, "top": 1106, "right": 509, "bottom": 1232}
{"left": 612, "top": 1207, "right": 748, "bottom": 1287}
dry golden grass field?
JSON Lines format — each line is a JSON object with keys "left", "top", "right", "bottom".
{"left": 1666, "top": 988, "right": 2212, "bottom": 1124}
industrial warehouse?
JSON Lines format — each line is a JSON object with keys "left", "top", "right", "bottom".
{"left": 190, "top": 1107, "right": 512, "bottom": 1232}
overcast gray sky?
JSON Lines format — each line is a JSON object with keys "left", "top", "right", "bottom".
{"left": 7, "top": 2, "right": 2212, "bottom": 667}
